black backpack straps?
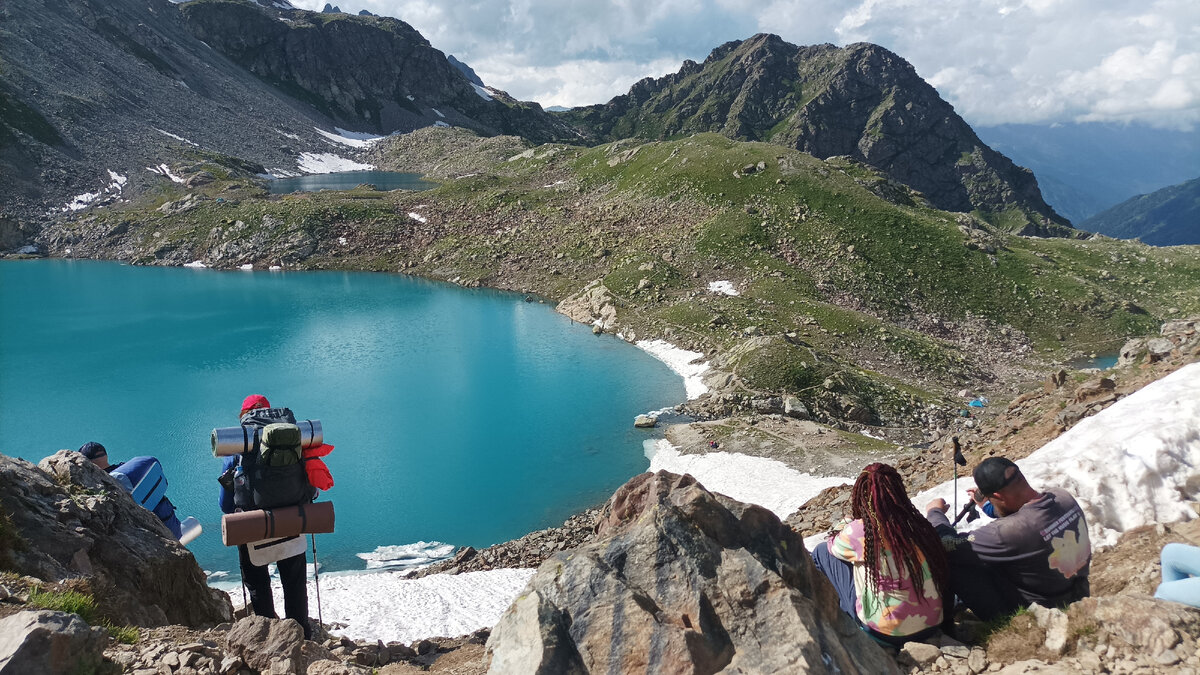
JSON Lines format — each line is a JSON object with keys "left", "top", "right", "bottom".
{"left": 298, "top": 502, "right": 307, "bottom": 532}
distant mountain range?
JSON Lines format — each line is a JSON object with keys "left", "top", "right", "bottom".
{"left": 1080, "top": 177, "right": 1200, "bottom": 246}
{"left": 3, "top": 0, "right": 1065, "bottom": 237}
{"left": 977, "top": 123, "right": 1200, "bottom": 225}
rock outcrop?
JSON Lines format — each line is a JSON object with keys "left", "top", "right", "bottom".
{"left": 0, "top": 610, "right": 109, "bottom": 675}
{"left": 0, "top": 451, "right": 231, "bottom": 628}
{"left": 485, "top": 470, "right": 899, "bottom": 674}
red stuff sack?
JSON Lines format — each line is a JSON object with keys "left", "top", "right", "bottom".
{"left": 302, "top": 443, "right": 334, "bottom": 491}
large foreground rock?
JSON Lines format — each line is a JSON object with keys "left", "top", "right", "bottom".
{"left": 485, "top": 470, "right": 899, "bottom": 674}
{"left": 0, "top": 610, "right": 108, "bottom": 675}
{"left": 0, "top": 451, "right": 231, "bottom": 628}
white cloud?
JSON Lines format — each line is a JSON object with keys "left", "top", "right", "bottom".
{"left": 285, "top": 0, "right": 1200, "bottom": 129}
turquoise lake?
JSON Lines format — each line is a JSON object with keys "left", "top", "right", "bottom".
{"left": 268, "top": 171, "right": 434, "bottom": 194}
{"left": 0, "top": 260, "right": 685, "bottom": 578}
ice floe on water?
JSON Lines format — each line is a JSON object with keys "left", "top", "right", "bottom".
{"left": 707, "top": 280, "right": 739, "bottom": 296}
{"left": 296, "top": 152, "right": 373, "bottom": 174}
{"left": 635, "top": 339, "right": 709, "bottom": 400}
{"left": 645, "top": 439, "right": 852, "bottom": 520}
{"left": 913, "top": 362, "right": 1200, "bottom": 547}
{"left": 356, "top": 542, "right": 456, "bottom": 571}
{"left": 314, "top": 127, "right": 385, "bottom": 148}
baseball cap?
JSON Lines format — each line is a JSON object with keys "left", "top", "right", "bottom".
{"left": 78, "top": 442, "right": 107, "bottom": 460}
{"left": 240, "top": 394, "right": 270, "bottom": 416}
{"left": 973, "top": 457, "right": 1021, "bottom": 496}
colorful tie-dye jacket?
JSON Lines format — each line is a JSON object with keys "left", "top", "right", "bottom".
{"left": 829, "top": 519, "right": 945, "bottom": 636}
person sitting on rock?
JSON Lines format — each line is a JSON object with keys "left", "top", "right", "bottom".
{"left": 79, "top": 441, "right": 183, "bottom": 539}
{"left": 1155, "top": 543, "right": 1200, "bottom": 608}
{"left": 811, "top": 463, "right": 951, "bottom": 647}
{"left": 925, "top": 457, "right": 1091, "bottom": 621}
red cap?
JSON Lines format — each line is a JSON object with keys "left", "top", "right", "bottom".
{"left": 240, "top": 394, "right": 270, "bottom": 416}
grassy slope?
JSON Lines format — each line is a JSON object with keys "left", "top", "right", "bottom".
{"left": 55, "top": 132, "right": 1200, "bottom": 424}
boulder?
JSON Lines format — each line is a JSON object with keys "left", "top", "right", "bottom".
{"left": 784, "top": 396, "right": 811, "bottom": 420}
{"left": 226, "top": 615, "right": 304, "bottom": 673}
{"left": 633, "top": 414, "right": 658, "bottom": 428}
{"left": 0, "top": 610, "right": 108, "bottom": 675}
{"left": 1145, "top": 338, "right": 1176, "bottom": 362}
{"left": 485, "top": 471, "right": 899, "bottom": 674}
{"left": 0, "top": 451, "right": 231, "bottom": 628}
{"left": 1117, "top": 338, "right": 1148, "bottom": 367}
{"left": 556, "top": 281, "right": 619, "bottom": 333}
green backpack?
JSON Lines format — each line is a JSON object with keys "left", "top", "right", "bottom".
{"left": 260, "top": 423, "right": 304, "bottom": 467}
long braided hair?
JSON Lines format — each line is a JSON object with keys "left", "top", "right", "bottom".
{"left": 852, "top": 463, "right": 952, "bottom": 604}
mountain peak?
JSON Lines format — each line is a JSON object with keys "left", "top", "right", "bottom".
{"left": 563, "top": 36, "right": 1069, "bottom": 233}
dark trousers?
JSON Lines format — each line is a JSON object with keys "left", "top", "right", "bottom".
{"left": 238, "top": 544, "right": 310, "bottom": 639}
{"left": 811, "top": 543, "right": 940, "bottom": 648}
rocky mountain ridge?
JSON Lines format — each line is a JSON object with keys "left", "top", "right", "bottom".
{"left": 561, "top": 35, "right": 1071, "bottom": 235}
{"left": 0, "top": 0, "right": 570, "bottom": 228}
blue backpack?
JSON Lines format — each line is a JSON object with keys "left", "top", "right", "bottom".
{"left": 109, "top": 457, "right": 182, "bottom": 539}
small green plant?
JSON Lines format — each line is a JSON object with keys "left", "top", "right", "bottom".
{"left": 28, "top": 587, "right": 98, "bottom": 622}
{"left": 103, "top": 623, "right": 140, "bottom": 645}
{"left": 27, "top": 586, "right": 139, "bottom": 643}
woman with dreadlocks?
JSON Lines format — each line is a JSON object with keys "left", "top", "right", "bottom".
{"left": 811, "top": 463, "right": 952, "bottom": 647}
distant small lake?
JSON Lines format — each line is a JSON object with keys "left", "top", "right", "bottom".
{"left": 269, "top": 171, "right": 434, "bottom": 194}
{"left": 1067, "top": 352, "right": 1120, "bottom": 370}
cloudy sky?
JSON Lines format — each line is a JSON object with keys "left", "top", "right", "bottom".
{"left": 290, "top": 0, "right": 1199, "bottom": 130}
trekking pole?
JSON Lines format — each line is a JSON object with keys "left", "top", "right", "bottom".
{"left": 951, "top": 437, "right": 967, "bottom": 517}
{"left": 310, "top": 534, "right": 323, "bottom": 626}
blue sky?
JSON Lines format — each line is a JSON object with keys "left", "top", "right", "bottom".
{"left": 290, "top": 0, "right": 1199, "bottom": 131}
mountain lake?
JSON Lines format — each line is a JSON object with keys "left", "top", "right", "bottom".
{"left": 268, "top": 171, "right": 435, "bottom": 194}
{"left": 0, "top": 260, "right": 686, "bottom": 579}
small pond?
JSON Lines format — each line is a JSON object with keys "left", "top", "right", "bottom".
{"left": 269, "top": 171, "right": 434, "bottom": 194}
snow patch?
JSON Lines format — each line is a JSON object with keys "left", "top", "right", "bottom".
{"left": 471, "top": 84, "right": 493, "bottom": 101}
{"left": 707, "top": 280, "right": 739, "bottom": 296}
{"left": 229, "top": 568, "right": 535, "bottom": 644}
{"left": 296, "top": 153, "right": 373, "bottom": 174}
{"left": 183, "top": 260, "right": 207, "bottom": 268}
{"left": 635, "top": 339, "right": 709, "bottom": 400}
{"left": 432, "top": 108, "right": 445, "bottom": 118}
{"left": 913, "top": 362, "right": 1200, "bottom": 548}
{"left": 155, "top": 128, "right": 199, "bottom": 147}
{"left": 645, "top": 439, "right": 853, "bottom": 520}
{"left": 542, "top": 180, "right": 567, "bottom": 188}
{"left": 62, "top": 170, "right": 128, "bottom": 211}
{"left": 314, "top": 127, "right": 384, "bottom": 148}
{"left": 239, "top": 264, "right": 253, "bottom": 271}
{"left": 276, "top": 129, "right": 303, "bottom": 141}
{"left": 148, "top": 164, "right": 185, "bottom": 183}
{"left": 407, "top": 212, "right": 428, "bottom": 223}
{"left": 433, "top": 121, "right": 450, "bottom": 128}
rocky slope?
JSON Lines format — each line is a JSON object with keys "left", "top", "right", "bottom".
{"left": 1081, "top": 176, "right": 1200, "bottom": 246}
{"left": 0, "top": 0, "right": 570, "bottom": 227}
{"left": 561, "top": 35, "right": 1071, "bottom": 235}
{"left": 178, "top": 0, "right": 574, "bottom": 142}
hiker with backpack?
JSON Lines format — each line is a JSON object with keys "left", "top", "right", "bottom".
{"left": 217, "top": 394, "right": 315, "bottom": 639}
{"left": 79, "top": 441, "right": 185, "bottom": 540}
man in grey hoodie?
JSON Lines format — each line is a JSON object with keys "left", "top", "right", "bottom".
{"left": 925, "top": 457, "right": 1092, "bottom": 621}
